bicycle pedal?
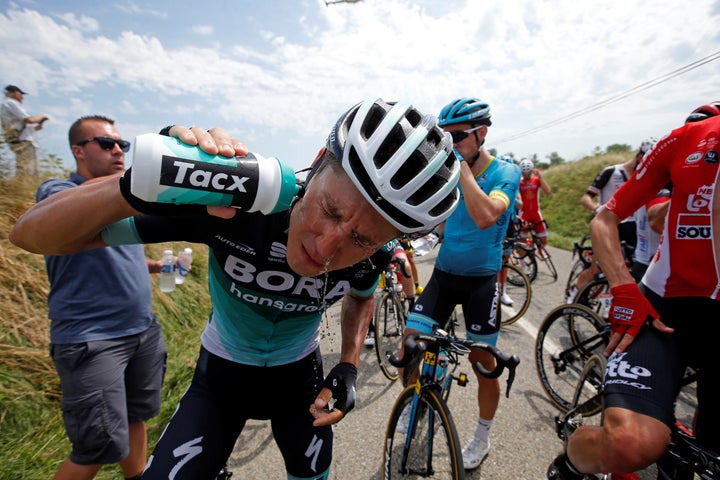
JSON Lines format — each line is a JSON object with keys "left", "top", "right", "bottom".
{"left": 457, "top": 372, "right": 468, "bottom": 387}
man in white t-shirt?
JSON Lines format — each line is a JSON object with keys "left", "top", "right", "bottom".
{"left": 1, "top": 85, "right": 50, "bottom": 177}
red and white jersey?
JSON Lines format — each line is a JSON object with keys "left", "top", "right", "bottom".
{"left": 519, "top": 176, "right": 543, "bottom": 222}
{"left": 606, "top": 117, "right": 720, "bottom": 300}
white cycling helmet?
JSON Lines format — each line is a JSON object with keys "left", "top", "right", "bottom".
{"left": 519, "top": 158, "right": 534, "bottom": 174}
{"left": 639, "top": 138, "right": 657, "bottom": 155}
{"left": 326, "top": 98, "right": 460, "bottom": 234}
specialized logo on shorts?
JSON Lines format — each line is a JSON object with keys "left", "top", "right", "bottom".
{"left": 604, "top": 352, "right": 652, "bottom": 390}
{"left": 169, "top": 435, "right": 204, "bottom": 478}
{"left": 305, "top": 434, "right": 324, "bottom": 473}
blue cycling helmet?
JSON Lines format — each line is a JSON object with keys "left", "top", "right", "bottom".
{"left": 438, "top": 97, "right": 492, "bottom": 127}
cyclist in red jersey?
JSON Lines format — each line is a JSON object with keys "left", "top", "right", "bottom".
{"left": 547, "top": 103, "right": 720, "bottom": 479}
{"left": 518, "top": 158, "right": 551, "bottom": 246}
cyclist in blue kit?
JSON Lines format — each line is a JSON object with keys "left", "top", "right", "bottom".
{"left": 10, "top": 98, "right": 461, "bottom": 480}
{"left": 401, "top": 97, "right": 521, "bottom": 471}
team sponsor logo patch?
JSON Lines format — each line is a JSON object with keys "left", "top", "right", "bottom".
{"left": 675, "top": 213, "right": 711, "bottom": 239}
{"left": 685, "top": 152, "right": 703, "bottom": 164}
{"left": 704, "top": 149, "right": 718, "bottom": 164}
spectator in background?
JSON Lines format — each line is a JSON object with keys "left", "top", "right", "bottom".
{"left": 34, "top": 115, "right": 167, "bottom": 480}
{"left": 1, "top": 85, "right": 50, "bottom": 177}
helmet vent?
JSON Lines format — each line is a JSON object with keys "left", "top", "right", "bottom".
{"left": 348, "top": 146, "right": 422, "bottom": 229}
{"left": 361, "top": 103, "right": 386, "bottom": 140}
{"left": 375, "top": 123, "right": 404, "bottom": 169}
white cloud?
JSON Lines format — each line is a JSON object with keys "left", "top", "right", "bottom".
{"left": 55, "top": 12, "right": 99, "bottom": 32}
{"left": 2, "top": 0, "right": 719, "bottom": 168}
{"left": 191, "top": 25, "right": 214, "bottom": 36}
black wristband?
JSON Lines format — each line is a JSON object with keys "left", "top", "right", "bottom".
{"left": 158, "top": 125, "right": 174, "bottom": 136}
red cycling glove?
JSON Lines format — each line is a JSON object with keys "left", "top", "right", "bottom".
{"left": 608, "top": 283, "right": 659, "bottom": 338}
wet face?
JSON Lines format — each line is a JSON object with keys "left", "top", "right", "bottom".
{"left": 71, "top": 120, "right": 126, "bottom": 179}
{"left": 286, "top": 165, "right": 400, "bottom": 277}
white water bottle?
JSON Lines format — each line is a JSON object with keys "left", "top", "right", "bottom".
{"left": 175, "top": 247, "right": 193, "bottom": 285}
{"left": 411, "top": 231, "right": 440, "bottom": 256}
{"left": 130, "top": 133, "right": 299, "bottom": 214}
{"left": 159, "top": 249, "right": 176, "bottom": 292}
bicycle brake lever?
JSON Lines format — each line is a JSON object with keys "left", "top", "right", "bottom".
{"left": 504, "top": 355, "right": 520, "bottom": 398}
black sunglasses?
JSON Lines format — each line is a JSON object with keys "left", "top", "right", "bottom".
{"left": 449, "top": 125, "right": 483, "bottom": 143}
{"left": 76, "top": 136, "right": 131, "bottom": 152}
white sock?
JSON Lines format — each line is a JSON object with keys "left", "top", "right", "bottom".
{"left": 473, "top": 417, "right": 492, "bottom": 443}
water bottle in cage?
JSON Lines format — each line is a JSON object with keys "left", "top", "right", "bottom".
{"left": 435, "top": 350, "right": 449, "bottom": 382}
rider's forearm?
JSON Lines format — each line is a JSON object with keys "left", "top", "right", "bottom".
{"left": 589, "top": 209, "right": 635, "bottom": 288}
{"left": 540, "top": 177, "right": 552, "bottom": 195}
{"left": 459, "top": 166, "right": 505, "bottom": 229}
{"left": 9, "top": 175, "right": 138, "bottom": 255}
{"left": 580, "top": 194, "right": 598, "bottom": 212}
{"left": 338, "top": 293, "right": 375, "bottom": 367}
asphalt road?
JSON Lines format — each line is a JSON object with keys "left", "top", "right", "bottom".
{"left": 227, "top": 246, "right": 694, "bottom": 479}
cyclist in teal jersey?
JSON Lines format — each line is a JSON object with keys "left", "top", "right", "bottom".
{"left": 402, "top": 97, "right": 521, "bottom": 471}
{"left": 10, "top": 99, "right": 461, "bottom": 480}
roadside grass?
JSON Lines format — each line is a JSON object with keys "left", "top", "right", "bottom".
{"left": 0, "top": 176, "right": 210, "bottom": 479}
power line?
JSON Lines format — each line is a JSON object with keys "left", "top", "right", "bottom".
{"left": 494, "top": 49, "right": 720, "bottom": 145}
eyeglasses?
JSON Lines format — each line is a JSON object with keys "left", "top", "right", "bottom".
{"left": 448, "top": 126, "right": 484, "bottom": 143}
{"left": 75, "top": 136, "right": 131, "bottom": 152}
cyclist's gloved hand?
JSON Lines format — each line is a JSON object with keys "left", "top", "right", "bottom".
{"left": 311, "top": 362, "right": 357, "bottom": 426}
{"left": 322, "top": 362, "right": 357, "bottom": 413}
{"left": 605, "top": 283, "right": 659, "bottom": 355}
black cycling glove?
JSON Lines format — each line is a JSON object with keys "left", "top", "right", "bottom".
{"left": 322, "top": 362, "right": 357, "bottom": 415}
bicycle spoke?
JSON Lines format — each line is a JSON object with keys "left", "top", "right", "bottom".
{"left": 535, "top": 305, "right": 607, "bottom": 412}
{"left": 383, "top": 387, "right": 463, "bottom": 479}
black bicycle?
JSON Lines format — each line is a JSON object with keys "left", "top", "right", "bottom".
{"left": 555, "top": 354, "right": 719, "bottom": 479}
{"left": 372, "top": 257, "right": 410, "bottom": 381}
{"left": 520, "top": 220, "right": 558, "bottom": 281}
{"left": 506, "top": 234, "right": 539, "bottom": 282}
{"left": 564, "top": 238, "right": 594, "bottom": 303}
{"left": 381, "top": 329, "right": 519, "bottom": 479}
{"left": 535, "top": 303, "right": 609, "bottom": 412}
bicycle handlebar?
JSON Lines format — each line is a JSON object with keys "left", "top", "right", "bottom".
{"left": 390, "top": 257, "right": 412, "bottom": 279}
{"left": 388, "top": 332, "right": 520, "bottom": 397}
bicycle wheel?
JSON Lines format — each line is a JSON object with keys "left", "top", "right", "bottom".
{"left": 535, "top": 304, "right": 607, "bottom": 412}
{"left": 510, "top": 248, "right": 537, "bottom": 282}
{"left": 575, "top": 277, "right": 611, "bottom": 320}
{"left": 536, "top": 241, "right": 558, "bottom": 281}
{"left": 564, "top": 259, "right": 586, "bottom": 303}
{"left": 382, "top": 385, "right": 464, "bottom": 480}
{"left": 557, "top": 354, "right": 606, "bottom": 445}
{"left": 374, "top": 290, "right": 406, "bottom": 381}
{"left": 500, "top": 264, "right": 532, "bottom": 326}
{"left": 569, "top": 354, "right": 605, "bottom": 418}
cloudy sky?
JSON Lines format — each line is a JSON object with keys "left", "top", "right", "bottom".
{"left": 2, "top": 0, "right": 719, "bottom": 171}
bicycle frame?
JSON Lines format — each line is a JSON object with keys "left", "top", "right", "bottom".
{"left": 388, "top": 331, "right": 519, "bottom": 477}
